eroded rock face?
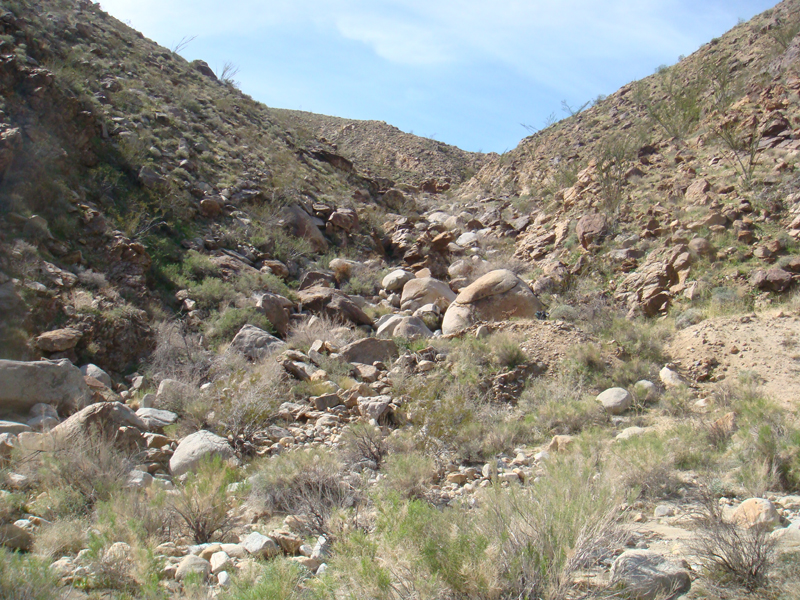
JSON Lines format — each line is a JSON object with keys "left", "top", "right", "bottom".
{"left": 441, "top": 270, "right": 544, "bottom": 335}
{"left": 0, "top": 359, "right": 92, "bottom": 414}
{"left": 576, "top": 213, "right": 608, "bottom": 248}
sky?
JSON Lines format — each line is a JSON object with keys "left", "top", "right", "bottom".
{"left": 98, "top": 0, "right": 778, "bottom": 153}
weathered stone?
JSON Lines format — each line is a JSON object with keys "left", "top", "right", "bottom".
{"left": 732, "top": 498, "right": 782, "bottom": 530}
{"left": 382, "top": 269, "right": 414, "bottom": 292}
{"left": 255, "top": 293, "right": 292, "bottom": 337}
{"left": 610, "top": 549, "right": 691, "bottom": 600}
{"left": 241, "top": 532, "right": 280, "bottom": 558}
{"left": 442, "top": 270, "right": 544, "bottom": 335}
{"left": 136, "top": 408, "right": 178, "bottom": 430}
{"left": 297, "top": 287, "right": 374, "bottom": 327}
{"left": 376, "top": 315, "right": 433, "bottom": 340}
{"left": 229, "top": 324, "right": 286, "bottom": 361}
{"left": 175, "top": 555, "right": 210, "bottom": 581}
{"left": 79, "top": 364, "right": 112, "bottom": 388}
{"left": 169, "top": 430, "right": 235, "bottom": 476}
{"left": 400, "top": 277, "right": 456, "bottom": 312}
{"left": 340, "top": 338, "right": 398, "bottom": 365}
{"left": 576, "top": 213, "right": 608, "bottom": 248}
{"left": 659, "top": 367, "right": 685, "bottom": 389}
{"left": 0, "top": 523, "right": 33, "bottom": 551}
{"left": 0, "top": 359, "right": 92, "bottom": 414}
{"left": 597, "top": 387, "right": 632, "bottom": 415}
{"left": 49, "top": 402, "right": 146, "bottom": 442}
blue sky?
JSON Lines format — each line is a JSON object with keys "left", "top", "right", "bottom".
{"left": 100, "top": 0, "right": 778, "bottom": 153}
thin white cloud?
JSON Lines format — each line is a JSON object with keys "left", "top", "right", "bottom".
{"left": 98, "top": 0, "right": 756, "bottom": 98}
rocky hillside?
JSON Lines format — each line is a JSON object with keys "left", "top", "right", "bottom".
{"left": 3, "top": 1, "right": 800, "bottom": 599}
{"left": 275, "top": 109, "right": 488, "bottom": 188}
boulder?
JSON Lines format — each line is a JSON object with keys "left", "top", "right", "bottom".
{"left": 400, "top": 277, "right": 456, "bottom": 312}
{"left": 0, "top": 523, "right": 33, "bottom": 552}
{"left": 0, "top": 421, "right": 30, "bottom": 435}
{"left": 382, "top": 269, "right": 414, "bottom": 292}
{"left": 610, "top": 549, "right": 691, "bottom": 600}
{"left": 597, "top": 387, "right": 632, "bottom": 415}
{"left": 79, "top": 364, "right": 112, "bottom": 388}
{"left": 175, "top": 555, "right": 211, "bottom": 582}
{"left": 255, "top": 293, "right": 292, "bottom": 337}
{"left": 136, "top": 408, "right": 178, "bottom": 431}
{"left": 0, "top": 359, "right": 92, "bottom": 414}
{"left": 732, "top": 498, "right": 782, "bottom": 530}
{"left": 241, "top": 532, "right": 280, "bottom": 558}
{"left": 155, "top": 379, "right": 189, "bottom": 407}
{"left": 688, "top": 237, "right": 715, "bottom": 258}
{"left": 340, "top": 338, "right": 399, "bottom": 365}
{"left": 229, "top": 324, "right": 286, "bottom": 361}
{"left": 377, "top": 315, "right": 433, "bottom": 340}
{"left": 49, "top": 402, "right": 146, "bottom": 442}
{"left": 441, "top": 270, "right": 544, "bottom": 335}
{"left": 279, "top": 205, "right": 328, "bottom": 252}
{"left": 659, "top": 367, "right": 685, "bottom": 389}
{"left": 297, "top": 287, "right": 374, "bottom": 327}
{"left": 576, "top": 213, "right": 608, "bottom": 248}
{"left": 170, "top": 430, "right": 235, "bottom": 476}
{"left": 35, "top": 328, "right": 82, "bottom": 352}
{"left": 329, "top": 208, "right": 359, "bottom": 232}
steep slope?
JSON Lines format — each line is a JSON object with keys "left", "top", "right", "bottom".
{"left": 0, "top": 0, "right": 474, "bottom": 370}
{"left": 449, "top": 0, "right": 800, "bottom": 323}
{"left": 275, "top": 109, "right": 488, "bottom": 188}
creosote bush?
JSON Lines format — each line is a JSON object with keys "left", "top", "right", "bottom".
{"left": 169, "top": 455, "right": 241, "bottom": 544}
{"left": 250, "top": 449, "right": 360, "bottom": 534}
{"left": 691, "top": 488, "right": 777, "bottom": 592}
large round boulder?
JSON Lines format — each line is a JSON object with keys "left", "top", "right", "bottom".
{"left": 169, "top": 430, "right": 235, "bottom": 476}
{"left": 400, "top": 278, "right": 456, "bottom": 312}
{"left": 441, "top": 270, "right": 544, "bottom": 335}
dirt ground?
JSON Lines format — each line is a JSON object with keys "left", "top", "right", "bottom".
{"left": 668, "top": 311, "right": 800, "bottom": 404}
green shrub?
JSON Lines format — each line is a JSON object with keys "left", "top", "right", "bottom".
{"left": 204, "top": 307, "right": 274, "bottom": 348}
{"left": 0, "top": 549, "right": 61, "bottom": 600}
{"left": 381, "top": 452, "right": 438, "bottom": 500}
{"left": 221, "top": 559, "right": 311, "bottom": 600}
{"left": 169, "top": 455, "right": 240, "bottom": 544}
{"left": 250, "top": 449, "right": 359, "bottom": 534}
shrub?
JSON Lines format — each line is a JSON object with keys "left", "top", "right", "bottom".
{"left": 341, "top": 422, "right": 388, "bottom": 468}
{"left": 209, "top": 357, "right": 290, "bottom": 448}
{"left": 634, "top": 67, "right": 704, "bottom": 140}
{"left": 221, "top": 559, "right": 310, "bottom": 600}
{"left": 0, "top": 549, "right": 61, "bottom": 600}
{"left": 286, "top": 314, "right": 365, "bottom": 352}
{"left": 381, "top": 452, "right": 438, "bottom": 500}
{"left": 148, "top": 320, "right": 214, "bottom": 384}
{"left": 250, "top": 449, "right": 359, "bottom": 534}
{"left": 33, "top": 517, "right": 88, "bottom": 558}
{"left": 25, "top": 434, "right": 132, "bottom": 516}
{"left": 476, "top": 454, "right": 626, "bottom": 600}
{"left": 690, "top": 489, "right": 776, "bottom": 591}
{"left": 490, "top": 333, "right": 528, "bottom": 370}
{"left": 203, "top": 306, "right": 274, "bottom": 348}
{"left": 521, "top": 374, "right": 606, "bottom": 438}
{"left": 169, "top": 455, "right": 241, "bottom": 544}
{"left": 609, "top": 431, "right": 684, "bottom": 500}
